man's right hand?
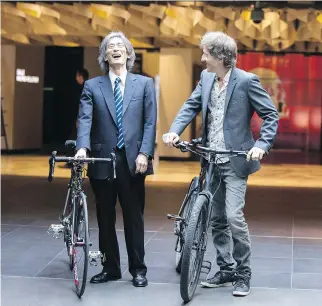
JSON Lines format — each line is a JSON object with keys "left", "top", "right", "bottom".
{"left": 162, "top": 132, "right": 180, "bottom": 148}
{"left": 75, "top": 148, "right": 87, "bottom": 158}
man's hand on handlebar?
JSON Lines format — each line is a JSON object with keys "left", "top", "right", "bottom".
{"left": 162, "top": 132, "right": 180, "bottom": 148}
{"left": 75, "top": 148, "right": 87, "bottom": 159}
{"left": 247, "top": 147, "right": 265, "bottom": 162}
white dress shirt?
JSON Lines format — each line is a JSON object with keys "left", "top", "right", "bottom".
{"left": 109, "top": 70, "right": 127, "bottom": 96}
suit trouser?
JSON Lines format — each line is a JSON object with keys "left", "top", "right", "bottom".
{"left": 89, "top": 148, "right": 147, "bottom": 277}
{"left": 209, "top": 161, "right": 251, "bottom": 278}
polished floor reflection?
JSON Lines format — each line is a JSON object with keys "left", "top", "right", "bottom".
{"left": 2, "top": 156, "right": 322, "bottom": 305}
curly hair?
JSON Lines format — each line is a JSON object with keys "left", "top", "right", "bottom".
{"left": 98, "top": 31, "right": 136, "bottom": 74}
{"left": 200, "top": 31, "right": 237, "bottom": 69}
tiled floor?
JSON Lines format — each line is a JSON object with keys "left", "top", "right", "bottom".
{"left": 2, "top": 174, "right": 322, "bottom": 305}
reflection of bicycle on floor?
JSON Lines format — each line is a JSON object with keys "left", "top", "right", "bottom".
{"left": 47, "top": 140, "right": 116, "bottom": 298}
{"left": 167, "top": 138, "right": 247, "bottom": 302}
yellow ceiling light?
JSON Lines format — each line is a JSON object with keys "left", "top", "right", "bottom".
{"left": 317, "top": 13, "right": 322, "bottom": 24}
{"left": 165, "top": 7, "right": 177, "bottom": 19}
{"left": 130, "top": 38, "right": 154, "bottom": 48}
{"left": 241, "top": 10, "right": 251, "bottom": 21}
{"left": 16, "top": 3, "right": 41, "bottom": 18}
{"left": 90, "top": 5, "right": 109, "bottom": 19}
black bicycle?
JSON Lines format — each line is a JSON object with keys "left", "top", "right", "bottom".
{"left": 47, "top": 140, "right": 116, "bottom": 298}
{"left": 167, "top": 139, "right": 247, "bottom": 302}
{"left": 167, "top": 139, "right": 206, "bottom": 274}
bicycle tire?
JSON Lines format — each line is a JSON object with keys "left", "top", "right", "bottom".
{"left": 72, "top": 192, "right": 89, "bottom": 298}
{"left": 180, "top": 194, "right": 208, "bottom": 303}
{"left": 175, "top": 177, "right": 199, "bottom": 273}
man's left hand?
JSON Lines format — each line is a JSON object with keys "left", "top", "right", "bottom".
{"left": 247, "top": 147, "right": 266, "bottom": 162}
{"left": 136, "top": 153, "right": 148, "bottom": 174}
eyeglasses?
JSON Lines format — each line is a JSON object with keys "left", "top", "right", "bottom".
{"left": 107, "top": 43, "right": 125, "bottom": 49}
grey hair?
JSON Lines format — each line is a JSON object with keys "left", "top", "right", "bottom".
{"left": 98, "top": 31, "right": 136, "bottom": 74}
{"left": 200, "top": 31, "right": 237, "bottom": 69}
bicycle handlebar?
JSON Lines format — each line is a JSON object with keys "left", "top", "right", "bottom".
{"left": 174, "top": 140, "right": 248, "bottom": 159}
{"left": 48, "top": 151, "right": 116, "bottom": 182}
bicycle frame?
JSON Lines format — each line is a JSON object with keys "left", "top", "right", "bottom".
{"left": 67, "top": 164, "right": 86, "bottom": 248}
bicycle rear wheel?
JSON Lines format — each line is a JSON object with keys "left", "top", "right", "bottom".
{"left": 72, "top": 192, "right": 89, "bottom": 298}
{"left": 175, "top": 177, "right": 199, "bottom": 273}
{"left": 180, "top": 194, "right": 208, "bottom": 303}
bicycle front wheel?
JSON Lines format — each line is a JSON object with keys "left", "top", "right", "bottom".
{"left": 175, "top": 177, "right": 199, "bottom": 273}
{"left": 62, "top": 187, "right": 73, "bottom": 270}
{"left": 180, "top": 194, "right": 208, "bottom": 303}
{"left": 72, "top": 192, "right": 89, "bottom": 298}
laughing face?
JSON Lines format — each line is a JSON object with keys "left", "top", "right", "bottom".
{"left": 105, "top": 37, "right": 129, "bottom": 70}
{"left": 201, "top": 46, "right": 222, "bottom": 73}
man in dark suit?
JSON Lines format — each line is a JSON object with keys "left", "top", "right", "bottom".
{"left": 75, "top": 31, "right": 157, "bottom": 287}
{"left": 163, "top": 31, "right": 279, "bottom": 297}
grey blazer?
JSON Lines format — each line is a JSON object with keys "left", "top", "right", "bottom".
{"left": 169, "top": 68, "right": 279, "bottom": 177}
{"left": 76, "top": 73, "right": 157, "bottom": 179}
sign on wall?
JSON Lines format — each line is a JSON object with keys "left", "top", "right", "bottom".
{"left": 16, "top": 68, "right": 39, "bottom": 83}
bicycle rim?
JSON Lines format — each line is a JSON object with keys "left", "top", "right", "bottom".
{"left": 180, "top": 195, "right": 208, "bottom": 302}
{"left": 72, "top": 192, "right": 89, "bottom": 298}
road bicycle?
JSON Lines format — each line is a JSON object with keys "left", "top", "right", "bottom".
{"left": 47, "top": 140, "right": 116, "bottom": 298}
{"left": 167, "top": 139, "right": 247, "bottom": 302}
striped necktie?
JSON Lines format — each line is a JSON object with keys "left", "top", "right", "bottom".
{"left": 114, "top": 77, "right": 124, "bottom": 149}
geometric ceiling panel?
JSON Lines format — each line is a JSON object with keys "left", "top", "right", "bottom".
{"left": 1, "top": 2, "right": 321, "bottom": 53}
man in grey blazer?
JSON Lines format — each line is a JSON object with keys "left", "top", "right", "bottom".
{"left": 75, "top": 31, "right": 157, "bottom": 287}
{"left": 163, "top": 32, "right": 279, "bottom": 296}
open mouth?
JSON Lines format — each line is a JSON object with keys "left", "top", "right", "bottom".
{"left": 112, "top": 54, "right": 121, "bottom": 59}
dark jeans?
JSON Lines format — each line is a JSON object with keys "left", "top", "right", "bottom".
{"left": 209, "top": 162, "right": 251, "bottom": 278}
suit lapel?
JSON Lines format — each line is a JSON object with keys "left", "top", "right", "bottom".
{"left": 224, "top": 68, "right": 237, "bottom": 117}
{"left": 99, "top": 75, "right": 117, "bottom": 126}
{"left": 202, "top": 73, "right": 216, "bottom": 123}
{"left": 122, "top": 73, "right": 137, "bottom": 115}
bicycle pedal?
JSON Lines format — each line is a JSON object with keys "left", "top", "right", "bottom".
{"left": 75, "top": 237, "right": 85, "bottom": 246}
{"left": 47, "top": 224, "right": 64, "bottom": 239}
{"left": 167, "top": 214, "right": 184, "bottom": 221}
{"left": 88, "top": 251, "right": 102, "bottom": 266}
{"left": 201, "top": 260, "right": 212, "bottom": 275}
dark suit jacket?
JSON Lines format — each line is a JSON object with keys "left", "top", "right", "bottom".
{"left": 169, "top": 68, "right": 279, "bottom": 178}
{"left": 76, "top": 72, "right": 157, "bottom": 179}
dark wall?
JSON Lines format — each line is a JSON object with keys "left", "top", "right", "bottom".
{"left": 43, "top": 47, "right": 83, "bottom": 148}
{"left": 14, "top": 46, "right": 45, "bottom": 150}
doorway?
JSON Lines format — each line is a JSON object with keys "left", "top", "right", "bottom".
{"left": 42, "top": 46, "right": 83, "bottom": 153}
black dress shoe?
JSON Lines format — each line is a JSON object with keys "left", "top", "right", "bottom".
{"left": 132, "top": 275, "right": 148, "bottom": 287}
{"left": 90, "top": 272, "right": 121, "bottom": 284}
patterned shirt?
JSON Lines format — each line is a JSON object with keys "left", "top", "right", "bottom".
{"left": 206, "top": 69, "right": 232, "bottom": 163}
